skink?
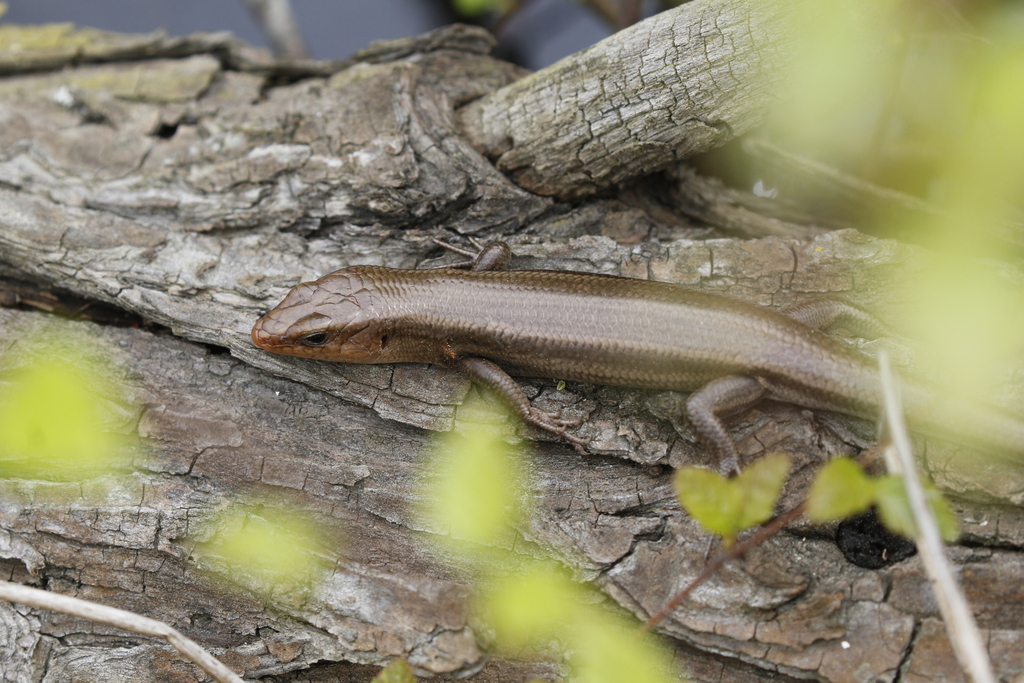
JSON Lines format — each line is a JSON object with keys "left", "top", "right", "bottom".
{"left": 251, "top": 242, "right": 1024, "bottom": 472}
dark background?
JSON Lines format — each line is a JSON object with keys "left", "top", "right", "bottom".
{"left": 1, "top": 0, "right": 616, "bottom": 69}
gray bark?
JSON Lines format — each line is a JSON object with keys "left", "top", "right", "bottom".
{"left": 0, "top": 16, "right": 1023, "bottom": 683}
{"left": 457, "top": 0, "right": 800, "bottom": 199}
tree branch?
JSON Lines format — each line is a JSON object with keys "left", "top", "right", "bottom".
{"left": 458, "top": 0, "right": 801, "bottom": 199}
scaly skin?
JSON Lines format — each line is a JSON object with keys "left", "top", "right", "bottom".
{"left": 252, "top": 263, "right": 1024, "bottom": 472}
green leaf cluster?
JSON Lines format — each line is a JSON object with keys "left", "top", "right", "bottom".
{"left": 673, "top": 454, "right": 790, "bottom": 545}
{"left": 481, "top": 564, "right": 679, "bottom": 683}
{"left": 420, "top": 397, "right": 682, "bottom": 682}
{"left": 807, "top": 457, "right": 958, "bottom": 541}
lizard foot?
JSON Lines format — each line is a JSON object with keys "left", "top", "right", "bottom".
{"left": 526, "top": 408, "right": 590, "bottom": 455}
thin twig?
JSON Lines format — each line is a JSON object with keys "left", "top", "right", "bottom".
{"left": 642, "top": 502, "right": 806, "bottom": 632}
{"left": 877, "top": 352, "right": 995, "bottom": 683}
{"left": 490, "top": 0, "right": 533, "bottom": 40}
{"left": 242, "top": 0, "right": 310, "bottom": 59}
{"left": 620, "top": 0, "right": 645, "bottom": 28}
{"left": 0, "top": 580, "right": 245, "bottom": 683}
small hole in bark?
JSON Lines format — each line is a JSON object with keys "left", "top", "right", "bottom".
{"left": 154, "top": 123, "right": 179, "bottom": 139}
{"left": 836, "top": 509, "right": 916, "bottom": 569}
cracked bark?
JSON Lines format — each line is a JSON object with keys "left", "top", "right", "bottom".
{"left": 457, "top": 0, "right": 802, "bottom": 199}
{"left": 0, "top": 14, "right": 1023, "bottom": 683}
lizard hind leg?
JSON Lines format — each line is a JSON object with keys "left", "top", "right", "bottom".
{"left": 782, "top": 298, "right": 894, "bottom": 340}
{"left": 684, "top": 375, "right": 767, "bottom": 475}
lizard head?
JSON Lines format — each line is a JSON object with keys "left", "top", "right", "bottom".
{"left": 251, "top": 268, "right": 392, "bottom": 363}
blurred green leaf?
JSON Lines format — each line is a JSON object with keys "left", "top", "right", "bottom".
{"left": 735, "top": 454, "right": 790, "bottom": 530}
{"left": 909, "top": 31, "right": 1024, "bottom": 400}
{"left": 875, "top": 476, "right": 959, "bottom": 542}
{"left": 926, "top": 486, "right": 960, "bottom": 543}
{"left": 768, "top": 0, "right": 1024, "bottom": 447}
{"left": 423, "top": 398, "right": 526, "bottom": 547}
{"left": 482, "top": 563, "right": 581, "bottom": 649}
{"left": 372, "top": 659, "right": 416, "bottom": 683}
{"left": 806, "top": 457, "right": 875, "bottom": 522}
{"left": 674, "top": 466, "right": 739, "bottom": 539}
{"left": 773, "top": 0, "right": 904, "bottom": 164}
{"left": 675, "top": 454, "right": 789, "bottom": 543}
{"left": 452, "top": 0, "right": 507, "bottom": 17}
{"left": 198, "top": 505, "right": 328, "bottom": 595}
{"left": 874, "top": 476, "right": 915, "bottom": 538}
{"left": 940, "top": 32, "right": 1024, "bottom": 229}
{"left": 0, "top": 354, "right": 128, "bottom": 480}
{"left": 571, "top": 608, "right": 678, "bottom": 683}
{"left": 481, "top": 563, "right": 679, "bottom": 682}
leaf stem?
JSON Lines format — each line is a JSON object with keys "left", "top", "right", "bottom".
{"left": 642, "top": 502, "right": 806, "bottom": 632}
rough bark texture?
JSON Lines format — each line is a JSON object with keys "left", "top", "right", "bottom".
{"left": 1, "top": 17, "right": 1023, "bottom": 683}
{"left": 457, "top": 0, "right": 799, "bottom": 199}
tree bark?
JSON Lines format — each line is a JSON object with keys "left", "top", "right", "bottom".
{"left": 1, "top": 16, "right": 1023, "bottom": 683}
{"left": 457, "top": 0, "right": 799, "bottom": 199}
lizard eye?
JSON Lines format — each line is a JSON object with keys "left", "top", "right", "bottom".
{"left": 300, "top": 332, "right": 330, "bottom": 346}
